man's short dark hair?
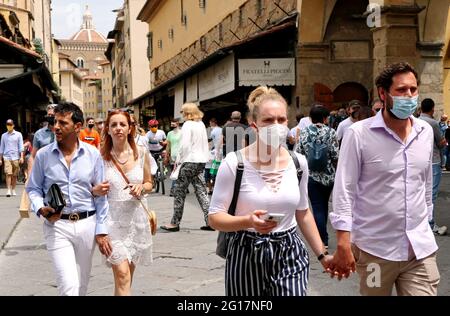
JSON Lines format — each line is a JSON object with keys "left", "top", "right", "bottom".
{"left": 85, "top": 117, "right": 94, "bottom": 123}
{"left": 209, "top": 117, "right": 217, "bottom": 124}
{"left": 54, "top": 102, "right": 84, "bottom": 125}
{"left": 295, "top": 113, "right": 304, "bottom": 122}
{"left": 421, "top": 98, "right": 435, "bottom": 113}
{"left": 375, "top": 62, "right": 420, "bottom": 92}
{"left": 310, "top": 105, "right": 330, "bottom": 124}
{"left": 348, "top": 100, "right": 362, "bottom": 109}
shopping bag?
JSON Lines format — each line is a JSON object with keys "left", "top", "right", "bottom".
{"left": 170, "top": 163, "right": 181, "bottom": 180}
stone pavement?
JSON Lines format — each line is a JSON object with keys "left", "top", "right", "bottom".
{"left": 0, "top": 174, "right": 449, "bottom": 296}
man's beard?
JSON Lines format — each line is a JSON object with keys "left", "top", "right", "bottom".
{"left": 384, "top": 99, "right": 404, "bottom": 121}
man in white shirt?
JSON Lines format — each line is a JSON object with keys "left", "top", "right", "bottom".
{"left": 335, "top": 100, "right": 361, "bottom": 144}
{"left": 296, "top": 115, "right": 312, "bottom": 132}
{"left": 329, "top": 62, "right": 440, "bottom": 296}
{"left": 145, "top": 119, "right": 167, "bottom": 157}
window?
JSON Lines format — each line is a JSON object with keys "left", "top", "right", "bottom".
{"left": 157, "top": 39, "right": 163, "bottom": 50}
{"left": 219, "top": 24, "right": 223, "bottom": 42}
{"left": 239, "top": 8, "right": 244, "bottom": 27}
{"left": 168, "top": 28, "right": 174, "bottom": 40}
{"left": 180, "top": 0, "right": 184, "bottom": 23}
{"left": 147, "top": 32, "right": 153, "bottom": 59}
{"left": 199, "top": 0, "right": 206, "bottom": 10}
{"left": 76, "top": 57, "right": 84, "bottom": 68}
{"left": 256, "top": 0, "right": 263, "bottom": 16}
{"left": 181, "top": 13, "right": 187, "bottom": 26}
{"left": 200, "top": 36, "right": 206, "bottom": 51}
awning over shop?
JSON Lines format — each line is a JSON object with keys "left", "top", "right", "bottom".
{"left": 128, "top": 18, "right": 297, "bottom": 107}
{"left": 0, "top": 35, "right": 58, "bottom": 105}
{"left": 198, "top": 53, "right": 235, "bottom": 102}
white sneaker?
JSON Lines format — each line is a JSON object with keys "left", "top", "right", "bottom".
{"left": 12, "top": 190, "right": 16, "bottom": 196}
{"left": 433, "top": 224, "right": 448, "bottom": 236}
{"left": 6, "top": 189, "right": 11, "bottom": 197}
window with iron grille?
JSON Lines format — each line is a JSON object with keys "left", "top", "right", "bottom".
{"left": 157, "top": 39, "right": 163, "bottom": 49}
{"left": 168, "top": 28, "right": 174, "bottom": 40}
{"left": 199, "top": 0, "right": 206, "bottom": 10}
{"left": 147, "top": 32, "right": 153, "bottom": 59}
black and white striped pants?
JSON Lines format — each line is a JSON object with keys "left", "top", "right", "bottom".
{"left": 225, "top": 226, "right": 310, "bottom": 296}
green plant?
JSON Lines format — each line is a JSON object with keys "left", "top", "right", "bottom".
{"left": 33, "top": 38, "right": 44, "bottom": 56}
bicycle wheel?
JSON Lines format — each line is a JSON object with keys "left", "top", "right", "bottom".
{"left": 155, "top": 170, "right": 160, "bottom": 193}
{"left": 158, "top": 159, "right": 165, "bottom": 195}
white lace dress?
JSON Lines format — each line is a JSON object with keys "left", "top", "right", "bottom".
{"left": 104, "top": 150, "right": 153, "bottom": 267}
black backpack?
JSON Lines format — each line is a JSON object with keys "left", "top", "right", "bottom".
{"left": 305, "top": 125, "right": 330, "bottom": 172}
{"left": 216, "top": 150, "right": 303, "bottom": 258}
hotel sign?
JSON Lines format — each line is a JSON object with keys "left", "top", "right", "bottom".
{"left": 238, "top": 58, "right": 295, "bottom": 86}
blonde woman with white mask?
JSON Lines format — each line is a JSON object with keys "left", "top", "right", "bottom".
{"left": 208, "top": 86, "right": 332, "bottom": 296}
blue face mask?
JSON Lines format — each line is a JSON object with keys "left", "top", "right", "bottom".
{"left": 389, "top": 94, "right": 419, "bottom": 119}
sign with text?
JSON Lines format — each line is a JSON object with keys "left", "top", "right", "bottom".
{"left": 238, "top": 58, "right": 295, "bottom": 86}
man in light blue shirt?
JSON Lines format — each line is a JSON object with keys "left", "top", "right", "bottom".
{"left": 0, "top": 119, "right": 24, "bottom": 197}
{"left": 26, "top": 102, "right": 111, "bottom": 296}
{"left": 32, "top": 104, "right": 56, "bottom": 156}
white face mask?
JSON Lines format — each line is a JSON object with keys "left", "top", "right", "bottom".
{"left": 257, "top": 124, "right": 288, "bottom": 149}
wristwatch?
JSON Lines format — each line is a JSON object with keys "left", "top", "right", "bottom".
{"left": 317, "top": 251, "right": 329, "bottom": 261}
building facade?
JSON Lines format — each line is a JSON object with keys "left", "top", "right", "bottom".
{"left": 0, "top": 0, "right": 57, "bottom": 135}
{"left": 106, "top": 0, "right": 151, "bottom": 123}
{"left": 131, "top": 0, "right": 450, "bottom": 128}
{"left": 33, "top": 0, "right": 52, "bottom": 68}
{"left": 83, "top": 75, "right": 101, "bottom": 120}
{"left": 56, "top": 5, "right": 113, "bottom": 119}
{"left": 58, "top": 53, "right": 83, "bottom": 108}
{"left": 132, "top": 0, "right": 297, "bottom": 129}
{"left": 83, "top": 62, "right": 113, "bottom": 120}
{"left": 99, "top": 61, "right": 113, "bottom": 119}
{"left": 57, "top": 5, "right": 109, "bottom": 75}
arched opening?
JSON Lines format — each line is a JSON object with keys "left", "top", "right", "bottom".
{"left": 76, "top": 57, "right": 84, "bottom": 69}
{"left": 333, "top": 82, "right": 369, "bottom": 108}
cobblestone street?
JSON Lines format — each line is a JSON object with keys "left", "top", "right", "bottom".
{"left": 0, "top": 174, "right": 449, "bottom": 296}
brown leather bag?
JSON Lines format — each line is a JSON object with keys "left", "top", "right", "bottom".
{"left": 111, "top": 157, "right": 157, "bottom": 235}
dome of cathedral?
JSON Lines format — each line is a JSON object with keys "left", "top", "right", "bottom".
{"left": 69, "top": 5, "right": 107, "bottom": 43}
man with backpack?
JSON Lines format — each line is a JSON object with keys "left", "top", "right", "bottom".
{"left": 297, "top": 105, "right": 339, "bottom": 248}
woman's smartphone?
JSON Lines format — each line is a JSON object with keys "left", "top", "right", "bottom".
{"left": 261, "top": 213, "right": 286, "bottom": 223}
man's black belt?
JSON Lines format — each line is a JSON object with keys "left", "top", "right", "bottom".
{"left": 61, "top": 210, "right": 96, "bottom": 222}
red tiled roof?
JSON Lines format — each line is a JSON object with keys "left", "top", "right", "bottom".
{"left": 0, "top": 35, "right": 41, "bottom": 58}
{"left": 70, "top": 29, "right": 107, "bottom": 43}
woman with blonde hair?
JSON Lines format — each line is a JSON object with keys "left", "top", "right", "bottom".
{"left": 160, "top": 103, "right": 212, "bottom": 232}
{"left": 208, "top": 86, "right": 332, "bottom": 296}
{"left": 93, "top": 109, "right": 153, "bottom": 295}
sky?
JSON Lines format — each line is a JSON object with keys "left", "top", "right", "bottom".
{"left": 52, "top": 0, "right": 124, "bottom": 39}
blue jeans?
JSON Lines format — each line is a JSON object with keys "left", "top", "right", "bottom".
{"left": 430, "top": 163, "right": 442, "bottom": 227}
{"left": 308, "top": 179, "right": 333, "bottom": 246}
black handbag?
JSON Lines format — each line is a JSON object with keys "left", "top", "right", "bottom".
{"left": 47, "top": 183, "right": 66, "bottom": 213}
{"left": 216, "top": 151, "right": 244, "bottom": 259}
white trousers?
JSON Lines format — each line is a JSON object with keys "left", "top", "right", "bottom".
{"left": 43, "top": 215, "right": 96, "bottom": 296}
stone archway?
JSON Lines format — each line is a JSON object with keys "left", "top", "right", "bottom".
{"left": 297, "top": 0, "right": 372, "bottom": 112}
{"left": 333, "top": 82, "right": 369, "bottom": 108}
